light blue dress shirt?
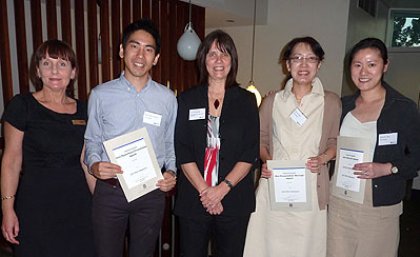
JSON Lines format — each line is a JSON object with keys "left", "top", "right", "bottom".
{"left": 84, "top": 73, "right": 177, "bottom": 173}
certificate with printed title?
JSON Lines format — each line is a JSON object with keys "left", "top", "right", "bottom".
{"left": 267, "top": 160, "right": 312, "bottom": 211}
{"left": 331, "top": 136, "right": 372, "bottom": 204}
{"left": 103, "top": 128, "right": 163, "bottom": 202}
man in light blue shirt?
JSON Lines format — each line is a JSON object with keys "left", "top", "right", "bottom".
{"left": 84, "top": 19, "right": 177, "bottom": 257}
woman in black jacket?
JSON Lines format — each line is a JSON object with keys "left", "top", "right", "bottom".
{"left": 174, "top": 30, "right": 259, "bottom": 257}
{"left": 327, "top": 38, "right": 420, "bottom": 257}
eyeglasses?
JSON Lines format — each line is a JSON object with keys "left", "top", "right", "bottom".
{"left": 289, "top": 56, "right": 320, "bottom": 64}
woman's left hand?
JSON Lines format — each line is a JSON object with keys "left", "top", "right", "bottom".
{"left": 306, "top": 155, "right": 326, "bottom": 173}
{"left": 353, "top": 162, "right": 392, "bottom": 179}
{"left": 200, "top": 185, "right": 229, "bottom": 211}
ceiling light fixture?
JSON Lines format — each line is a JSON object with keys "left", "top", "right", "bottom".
{"left": 177, "top": 0, "right": 201, "bottom": 61}
{"left": 246, "top": 0, "right": 262, "bottom": 106}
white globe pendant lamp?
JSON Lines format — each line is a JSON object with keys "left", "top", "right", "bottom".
{"left": 177, "top": 0, "right": 201, "bottom": 61}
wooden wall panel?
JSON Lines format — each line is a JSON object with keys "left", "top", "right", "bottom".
{"left": 30, "top": 0, "right": 43, "bottom": 50}
{"left": 168, "top": 0, "right": 178, "bottom": 95}
{"left": 1, "top": 0, "right": 204, "bottom": 102}
{"left": 188, "top": 4, "right": 204, "bottom": 87}
{"left": 122, "top": 0, "right": 131, "bottom": 31}
{"left": 74, "top": 0, "right": 87, "bottom": 100}
{"left": 151, "top": 0, "right": 161, "bottom": 83}
{"left": 87, "top": 0, "right": 98, "bottom": 89}
{"left": 0, "top": 0, "right": 205, "bottom": 196}
{"left": 0, "top": 0, "right": 14, "bottom": 104}
{"left": 14, "top": 0, "right": 30, "bottom": 94}
{"left": 142, "top": 0, "right": 151, "bottom": 19}
{"left": 46, "top": 0, "right": 58, "bottom": 39}
{"left": 100, "top": 0, "right": 111, "bottom": 82}
{"left": 175, "top": 2, "right": 186, "bottom": 93}
{"left": 133, "top": 0, "right": 142, "bottom": 21}
{"left": 111, "top": 0, "right": 122, "bottom": 79}
{"left": 60, "top": 0, "right": 72, "bottom": 45}
{"left": 160, "top": 0, "right": 170, "bottom": 88}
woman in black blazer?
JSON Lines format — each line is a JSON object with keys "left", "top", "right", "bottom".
{"left": 174, "top": 30, "right": 259, "bottom": 257}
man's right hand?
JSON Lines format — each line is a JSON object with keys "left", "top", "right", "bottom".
{"left": 90, "top": 162, "right": 122, "bottom": 180}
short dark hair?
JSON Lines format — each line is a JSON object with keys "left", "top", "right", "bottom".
{"left": 122, "top": 19, "right": 161, "bottom": 54}
{"left": 29, "top": 39, "right": 78, "bottom": 96}
{"left": 282, "top": 36, "right": 325, "bottom": 61}
{"left": 196, "top": 30, "right": 239, "bottom": 88}
{"left": 348, "top": 37, "right": 388, "bottom": 66}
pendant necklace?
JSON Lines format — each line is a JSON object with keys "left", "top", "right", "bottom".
{"left": 214, "top": 99, "right": 220, "bottom": 109}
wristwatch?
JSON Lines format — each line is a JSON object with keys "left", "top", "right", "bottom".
{"left": 391, "top": 165, "right": 399, "bottom": 174}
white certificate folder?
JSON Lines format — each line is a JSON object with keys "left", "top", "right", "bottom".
{"left": 267, "top": 160, "right": 312, "bottom": 211}
{"left": 331, "top": 136, "right": 372, "bottom": 204}
{"left": 103, "top": 128, "right": 163, "bottom": 202}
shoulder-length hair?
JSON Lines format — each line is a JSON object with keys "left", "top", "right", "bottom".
{"left": 196, "top": 30, "right": 239, "bottom": 88}
{"left": 29, "top": 39, "right": 78, "bottom": 97}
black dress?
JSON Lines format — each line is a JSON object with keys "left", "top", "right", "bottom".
{"left": 2, "top": 94, "right": 95, "bottom": 257}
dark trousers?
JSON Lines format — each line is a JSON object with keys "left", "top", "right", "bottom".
{"left": 178, "top": 213, "right": 250, "bottom": 257}
{"left": 92, "top": 180, "right": 165, "bottom": 257}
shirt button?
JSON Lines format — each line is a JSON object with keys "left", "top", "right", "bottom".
{"left": 374, "top": 184, "right": 378, "bottom": 188}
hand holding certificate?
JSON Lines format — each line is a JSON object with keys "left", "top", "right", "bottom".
{"left": 103, "top": 128, "right": 163, "bottom": 202}
{"left": 331, "top": 136, "right": 372, "bottom": 204}
{"left": 267, "top": 160, "right": 312, "bottom": 211}
{"left": 336, "top": 149, "right": 364, "bottom": 192}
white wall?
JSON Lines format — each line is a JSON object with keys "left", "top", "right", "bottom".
{"left": 385, "top": 51, "right": 420, "bottom": 104}
{"left": 207, "top": 0, "right": 350, "bottom": 96}
{"left": 189, "top": 0, "right": 268, "bottom": 27}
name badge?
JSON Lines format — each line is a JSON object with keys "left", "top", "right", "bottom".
{"left": 289, "top": 108, "right": 307, "bottom": 127}
{"left": 143, "top": 111, "right": 162, "bottom": 127}
{"left": 378, "top": 132, "right": 398, "bottom": 146}
{"left": 189, "top": 108, "right": 206, "bottom": 120}
{"left": 72, "top": 119, "right": 86, "bottom": 125}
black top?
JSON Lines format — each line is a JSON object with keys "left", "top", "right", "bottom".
{"left": 341, "top": 83, "right": 420, "bottom": 206}
{"left": 174, "top": 85, "right": 260, "bottom": 217}
{"left": 2, "top": 93, "right": 95, "bottom": 257}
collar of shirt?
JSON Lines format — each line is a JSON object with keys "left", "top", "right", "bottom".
{"left": 119, "top": 71, "right": 153, "bottom": 93}
{"left": 280, "top": 76, "right": 325, "bottom": 101}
